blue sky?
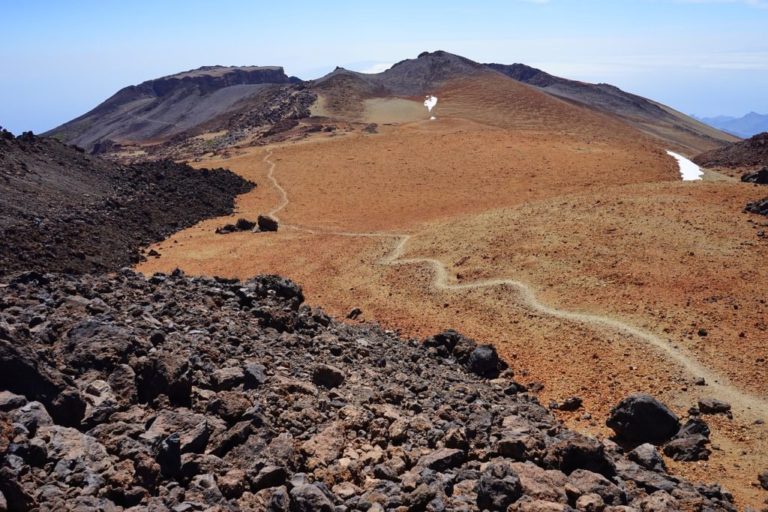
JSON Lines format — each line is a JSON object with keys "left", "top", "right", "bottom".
{"left": 1, "top": 0, "right": 767, "bottom": 134}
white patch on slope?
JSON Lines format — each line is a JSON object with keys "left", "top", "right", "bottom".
{"left": 424, "top": 95, "right": 438, "bottom": 120}
{"left": 666, "top": 150, "right": 703, "bottom": 181}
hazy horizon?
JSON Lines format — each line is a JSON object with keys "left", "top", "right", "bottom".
{"left": 2, "top": 0, "right": 767, "bottom": 134}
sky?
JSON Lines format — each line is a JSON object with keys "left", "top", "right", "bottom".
{"left": 1, "top": 0, "right": 767, "bottom": 134}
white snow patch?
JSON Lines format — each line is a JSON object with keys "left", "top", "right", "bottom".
{"left": 666, "top": 150, "right": 703, "bottom": 181}
{"left": 424, "top": 95, "right": 438, "bottom": 114}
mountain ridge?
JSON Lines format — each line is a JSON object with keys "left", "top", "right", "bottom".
{"left": 45, "top": 65, "right": 301, "bottom": 150}
{"left": 45, "top": 51, "right": 736, "bottom": 157}
{"left": 486, "top": 62, "right": 738, "bottom": 154}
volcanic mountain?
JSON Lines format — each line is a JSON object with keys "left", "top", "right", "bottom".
{"left": 486, "top": 62, "right": 737, "bottom": 153}
{"left": 45, "top": 66, "right": 309, "bottom": 152}
{"left": 47, "top": 51, "right": 735, "bottom": 159}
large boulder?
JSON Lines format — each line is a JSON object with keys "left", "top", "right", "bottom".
{"left": 0, "top": 339, "right": 86, "bottom": 427}
{"left": 741, "top": 167, "right": 768, "bottom": 184}
{"left": 466, "top": 344, "right": 508, "bottom": 378}
{"left": 606, "top": 394, "right": 679, "bottom": 444}
{"left": 289, "top": 484, "right": 334, "bottom": 511}
{"left": 257, "top": 215, "right": 278, "bottom": 232}
{"left": 477, "top": 460, "right": 523, "bottom": 510}
{"left": 697, "top": 398, "right": 731, "bottom": 415}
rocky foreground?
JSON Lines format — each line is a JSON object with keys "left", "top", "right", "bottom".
{"left": 0, "top": 270, "right": 739, "bottom": 511}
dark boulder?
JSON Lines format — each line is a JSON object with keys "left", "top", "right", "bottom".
{"left": 557, "top": 397, "right": 583, "bottom": 411}
{"left": 477, "top": 460, "right": 523, "bottom": 510}
{"left": 697, "top": 398, "right": 731, "bottom": 415}
{"left": 423, "top": 329, "right": 477, "bottom": 361}
{"left": 759, "top": 470, "right": 768, "bottom": 491}
{"left": 235, "top": 218, "right": 256, "bottom": 231}
{"left": 663, "top": 434, "right": 711, "bottom": 462}
{"left": 0, "top": 339, "right": 86, "bottom": 427}
{"left": 548, "top": 433, "right": 615, "bottom": 478}
{"left": 258, "top": 215, "right": 279, "bottom": 232}
{"left": 289, "top": 484, "right": 335, "bottom": 512}
{"left": 216, "top": 223, "right": 237, "bottom": 234}
{"left": 741, "top": 167, "right": 768, "bottom": 184}
{"left": 311, "top": 364, "right": 345, "bottom": 389}
{"left": 606, "top": 394, "right": 679, "bottom": 444}
{"left": 155, "top": 433, "right": 181, "bottom": 478}
{"left": 628, "top": 443, "right": 666, "bottom": 473}
{"left": 745, "top": 197, "right": 768, "bottom": 216}
{"left": 134, "top": 354, "right": 192, "bottom": 406}
{"left": 466, "top": 344, "right": 507, "bottom": 378}
{"left": 678, "top": 417, "right": 710, "bottom": 439}
{"left": 65, "top": 320, "right": 145, "bottom": 372}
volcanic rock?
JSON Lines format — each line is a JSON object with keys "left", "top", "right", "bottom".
{"left": 628, "top": 443, "right": 666, "bottom": 473}
{"left": 741, "top": 166, "right": 768, "bottom": 184}
{"left": 663, "top": 435, "right": 711, "bottom": 462}
{"left": 257, "top": 215, "right": 279, "bottom": 232}
{"left": 477, "top": 460, "right": 523, "bottom": 510}
{"left": 606, "top": 394, "right": 680, "bottom": 444}
{"left": 0, "top": 271, "right": 738, "bottom": 511}
{"left": 759, "top": 470, "right": 768, "bottom": 491}
{"left": 467, "top": 344, "right": 508, "bottom": 378}
{"left": 745, "top": 197, "right": 768, "bottom": 216}
{"left": 698, "top": 398, "right": 732, "bottom": 415}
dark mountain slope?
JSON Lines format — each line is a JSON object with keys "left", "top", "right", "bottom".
{"left": 694, "top": 132, "right": 768, "bottom": 169}
{"left": 0, "top": 127, "right": 253, "bottom": 275}
{"left": 45, "top": 66, "right": 301, "bottom": 151}
{"left": 487, "top": 62, "right": 737, "bottom": 154}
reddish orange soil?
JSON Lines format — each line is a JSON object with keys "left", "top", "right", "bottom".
{"left": 138, "top": 108, "right": 768, "bottom": 507}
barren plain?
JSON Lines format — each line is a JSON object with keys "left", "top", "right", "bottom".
{"left": 138, "top": 79, "right": 768, "bottom": 506}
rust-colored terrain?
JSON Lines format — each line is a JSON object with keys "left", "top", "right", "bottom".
{"left": 132, "top": 55, "right": 768, "bottom": 507}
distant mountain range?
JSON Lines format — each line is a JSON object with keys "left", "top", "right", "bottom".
{"left": 695, "top": 112, "right": 768, "bottom": 138}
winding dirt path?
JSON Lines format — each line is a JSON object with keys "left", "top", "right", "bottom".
{"left": 262, "top": 150, "right": 768, "bottom": 419}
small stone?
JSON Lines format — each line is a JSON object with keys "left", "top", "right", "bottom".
{"left": 757, "top": 470, "right": 768, "bottom": 490}
{"left": 243, "top": 363, "right": 267, "bottom": 389}
{"left": 628, "top": 443, "right": 666, "bottom": 472}
{"left": 211, "top": 367, "right": 245, "bottom": 391}
{"left": 477, "top": 460, "right": 523, "bottom": 510}
{"left": 697, "top": 398, "right": 731, "bottom": 415}
{"left": 155, "top": 433, "right": 181, "bottom": 478}
{"left": 0, "top": 391, "right": 27, "bottom": 412}
{"left": 289, "top": 484, "right": 334, "bottom": 512}
{"left": 558, "top": 397, "right": 583, "bottom": 412}
{"left": 311, "top": 364, "right": 345, "bottom": 388}
{"left": 417, "top": 448, "right": 465, "bottom": 471}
